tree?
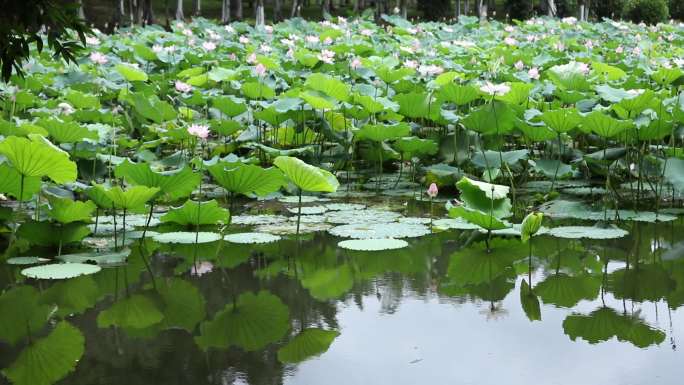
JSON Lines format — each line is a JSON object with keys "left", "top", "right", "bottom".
{"left": 0, "top": 0, "right": 89, "bottom": 82}
{"left": 221, "top": 0, "right": 231, "bottom": 23}
{"left": 506, "top": 0, "right": 533, "bottom": 20}
{"left": 418, "top": 0, "right": 451, "bottom": 20}
{"left": 176, "top": 0, "right": 184, "bottom": 20}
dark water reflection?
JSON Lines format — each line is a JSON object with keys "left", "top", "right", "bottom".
{"left": 1, "top": 218, "right": 684, "bottom": 385}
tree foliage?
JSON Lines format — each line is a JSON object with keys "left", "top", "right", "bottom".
{"left": 0, "top": 0, "right": 90, "bottom": 82}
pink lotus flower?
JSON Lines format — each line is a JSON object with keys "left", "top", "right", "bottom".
{"left": 404, "top": 60, "right": 418, "bottom": 69}
{"left": 85, "top": 36, "right": 101, "bottom": 46}
{"left": 318, "top": 49, "right": 335, "bottom": 64}
{"left": 504, "top": 37, "right": 517, "bottom": 46}
{"left": 202, "top": 41, "right": 217, "bottom": 51}
{"left": 350, "top": 58, "right": 362, "bottom": 69}
{"left": 152, "top": 44, "right": 163, "bottom": 53}
{"left": 246, "top": 52, "right": 257, "bottom": 64}
{"left": 190, "top": 261, "right": 213, "bottom": 277}
{"left": 175, "top": 80, "right": 192, "bottom": 93}
{"left": 427, "top": 183, "right": 438, "bottom": 198}
{"left": 306, "top": 35, "right": 319, "bottom": 44}
{"left": 182, "top": 29, "right": 193, "bottom": 37}
{"left": 528, "top": 67, "right": 540, "bottom": 80}
{"left": 514, "top": 60, "right": 524, "bottom": 71}
{"left": 187, "top": 124, "right": 210, "bottom": 139}
{"left": 255, "top": 63, "right": 267, "bottom": 77}
{"left": 632, "top": 47, "right": 642, "bottom": 56}
{"left": 239, "top": 35, "right": 249, "bottom": 44}
{"left": 89, "top": 52, "right": 108, "bottom": 65}
{"left": 360, "top": 29, "right": 374, "bottom": 37}
{"left": 615, "top": 46, "right": 624, "bottom": 54}
{"left": 264, "top": 25, "right": 274, "bottom": 34}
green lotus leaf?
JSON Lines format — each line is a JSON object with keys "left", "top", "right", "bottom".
{"left": 160, "top": 199, "right": 230, "bottom": 226}
{"left": 2, "top": 321, "right": 84, "bottom": 385}
{"left": 274, "top": 156, "right": 339, "bottom": 193}
{"left": 664, "top": 157, "right": 684, "bottom": 193}
{"left": 37, "top": 118, "right": 98, "bottom": 143}
{"left": 40, "top": 275, "right": 100, "bottom": 316}
{"left": 153, "top": 231, "right": 222, "bottom": 244}
{"left": 461, "top": 102, "right": 516, "bottom": 135}
{"left": 305, "top": 73, "right": 350, "bottom": 102}
{"left": 0, "top": 135, "right": 77, "bottom": 184}
{"left": 455, "top": 176, "right": 512, "bottom": 218}
{"left": 448, "top": 205, "right": 509, "bottom": 231}
{"left": 115, "top": 159, "right": 200, "bottom": 200}
{"left": 21, "top": 263, "right": 101, "bottom": 280}
{"left": 651, "top": 67, "right": 683, "bottom": 86}
{"left": 582, "top": 111, "right": 632, "bottom": 138}
{"left": 472, "top": 149, "right": 529, "bottom": 169}
{"left": 355, "top": 122, "right": 410, "bottom": 142}
{"left": 242, "top": 82, "right": 275, "bottom": 99}
{"left": 546, "top": 225, "right": 628, "bottom": 239}
{"left": 496, "top": 82, "right": 533, "bottom": 105}
{"left": 337, "top": 238, "right": 408, "bottom": 251}
{"left": 277, "top": 328, "right": 340, "bottom": 363}
{"left": 539, "top": 108, "right": 581, "bottom": 133}
{"left": 96, "top": 184, "right": 160, "bottom": 210}
{"left": 116, "top": 63, "right": 148, "bottom": 82}
{"left": 65, "top": 89, "right": 101, "bottom": 109}
{"left": 47, "top": 196, "right": 96, "bottom": 224}
{"left": 393, "top": 136, "right": 438, "bottom": 157}
{"left": 0, "top": 286, "right": 52, "bottom": 345}
{"left": 547, "top": 62, "right": 592, "bottom": 91}
{"left": 437, "top": 83, "right": 480, "bottom": 105}
{"left": 0, "top": 163, "right": 41, "bottom": 201}
{"left": 396, "top": 92, "right": 438, "bottom": 119}
{"left": 301, "top": 90, "right": 335, "bottom": 110}
{"left": 97, "top": 294, "right": 164, "bottom": 329}
{"left": 353, "top": 94, "right": 385, "bottom": 114}
{"left": 617, "top": 90, "right": 656, "bottom": 115}
{"left": 17, "top": 221, "right": 91, "bottom": 246}
{"left": 533, "top": 159, "right": 574, "bottom": 179}
{"left": 131, "top": 93, "right": 177, "bottom": 123}
{"left": 591, "top": 62, "right": 627, "bottom": 81}
{"left": 374, "top": 65, "right": 414, "bottom": 83}
{"left": 211, "top": 96, "right": 247, "bottom": 117}
{"left": 195, "top": 291, "right": 289, "bottom": 351}
{"left": 207, "top": 162, "right": 286, "bottom": 197}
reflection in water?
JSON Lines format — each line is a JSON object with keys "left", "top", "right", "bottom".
{"left": 0, "top": 219, "right": 683, "bottom": 385}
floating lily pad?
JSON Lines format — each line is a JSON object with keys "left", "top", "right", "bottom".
{"left": 329, "top": 222, "right": 430, "bottom": 239}
{"left": 325, "top": 203, "right": 366, "bottom": 211}
{"left": 286, "top": 205, "right": 328, "bottom": 215}
{"left": 152, "top": 231, "right": 223, "bottom": 244}
{"left": 6, "top": 257, "right": 50, "bottom": 265}
{"left": 21, "top": 263, "right": 102, "bottom": 280}
{"left": 398, "top": 217, "right": 432, "bottom": 225}
{"left": 224, "top": 232, "right": 282, "bottom": 244}
{"left": 57, "top": 250, "right": 129, "bottom": 266}
{"left": 325, "top": 209, "right": 401, "bottom": 224}
{"left": 256, "top": 222, "right": 332, "bottom": 235}
{"left": 546, "top": 225, "right": 628, "bottom": 239}
{"left": 278, "top": 195, "right": 328, "bottom": 203}
{"left": 288, "top": 214, "right": 327, "bottom": 223}
{"left": 338, "top": 238, "right": 409, "bottom": 251}
{"left": 432, "top": 218, "right": 481, "bottom": 230}
{"left": 232, "top": 214, "right": 289, "bottom": 225}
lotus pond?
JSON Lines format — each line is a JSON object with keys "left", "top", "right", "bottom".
{"left": 1, "top": 13, "right": 684, "bottom": 385}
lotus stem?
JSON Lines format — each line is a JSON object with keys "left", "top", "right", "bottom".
{"left": 296, "top": 188, "right": 302, "bottom": 235}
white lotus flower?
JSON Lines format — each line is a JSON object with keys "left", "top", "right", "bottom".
{"left": 480, "top": 82, "right": 511, "bottom": 96}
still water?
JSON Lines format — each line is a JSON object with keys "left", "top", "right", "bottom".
{"left": 1, "top": 203, "right": 683, "bottom": 385}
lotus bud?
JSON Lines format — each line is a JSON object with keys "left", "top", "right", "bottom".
{"left": 521, "top": 212, "right": 543, "bottom": 243}
{"left": 427, "top": 183, "right": 438, "bottom": 198}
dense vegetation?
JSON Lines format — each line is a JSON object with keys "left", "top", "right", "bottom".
{"left": 1, "top": 11, "right": 684, "bottom": 385}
